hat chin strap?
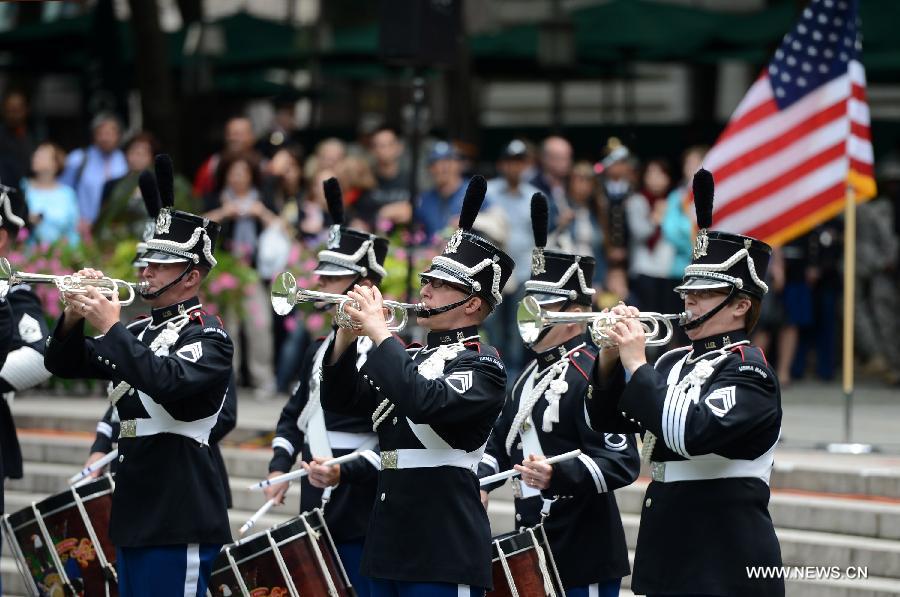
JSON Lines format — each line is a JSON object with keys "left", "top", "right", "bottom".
{"left": 681, "top": 286, "right": 739, "bottom": 331}
{"left": 415, "top": 292, "right": 477, "bottom": 318}
{"left": 138, "top": 262, "right": 194, "bottom": 301}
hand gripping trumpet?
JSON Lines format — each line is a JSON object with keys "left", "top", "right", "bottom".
{"left": 0, "top": 257, "right": 147, "bottom": 306}
{"left": 270, "top": 271, "right": 423, "bottom": 332}
{"left": 517, "top": 295, "right": 692, "bottom": 348}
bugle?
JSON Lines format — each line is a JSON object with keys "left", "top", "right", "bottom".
{"left": 0, "top": 257, "right": 147, "bottom": 306}
{"left": 270, "top": 271, "right": 422, "bottom": 332}
{"left": 517, "top": 295, "right": 691, "bottom": 348}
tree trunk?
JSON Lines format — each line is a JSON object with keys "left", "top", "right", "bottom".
{"left": 127, "top": 0, "right": 179, "bottom": 161}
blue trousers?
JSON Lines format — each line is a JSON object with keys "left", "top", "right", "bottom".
{"left": 370, "top": 578, "right": 484, "bottom": 597}
{"left": 566, "top": 579, "right": 622, "bottom": 597}
{"left": 116, "top": 544, "right": 221, "bottom": 597}
{"left": 337, "top": 540, "right": 373, "bottom": 597}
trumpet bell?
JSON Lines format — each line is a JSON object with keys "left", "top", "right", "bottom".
{"left": 271, "top": 271, "right": 298, "bottom": 316}
{"left": 517, "top": 295, "right": 544, "bottom": 345}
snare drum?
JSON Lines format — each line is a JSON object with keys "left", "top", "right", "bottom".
{"left": 487, "top": 525, "right": 563, "bottom": 597}
{"left": 209, "top": 508, "right": 353, "bottom": 597}
{"left": 2, "top": 475, "right": 118, "bottom": 597}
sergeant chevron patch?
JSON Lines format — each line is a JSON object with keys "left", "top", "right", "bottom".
{"left": 18, "top": 313, "right": 43, "bottom": 344}
{"left": 444, "top": 370, "right": 473, "bottom": 394}
{"left": 175, "top": 341, "right": 203, "bottom": 363}
{"left": 704, "top": 386, "right": 736, "bottom": 417}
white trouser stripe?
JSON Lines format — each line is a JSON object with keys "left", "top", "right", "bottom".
{"left": 589, "top": 583, "right": 599, "bottom": 597}
{"left": 184, "top": 543, "right": 200, "bottom": 597}
{"left": 457, "top": 584, "right": 470, "bottom": 597}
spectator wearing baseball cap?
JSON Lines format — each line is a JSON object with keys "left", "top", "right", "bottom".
{"left": 414, "top": 140, "right": 471, "bottom": 242}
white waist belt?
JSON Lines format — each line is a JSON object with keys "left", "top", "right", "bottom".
{"left": 650, "top": 454, "right": 774, "bottom": 485}
{"left": 120, "top": 417, "right": 214, "bottom": 445}
{"left": 381, "top": 448, "right": 482, "bottom": 472}
{"left": 325, "top": 430, "right": 377, "bottom": 450}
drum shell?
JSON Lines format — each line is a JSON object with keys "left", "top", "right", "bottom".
{"left": 5, "top": 476, "right": 117, "bottom": 596}
{"left": 209, "top": 509, "right": 353, "bottom": 596}
{"left": 487, "top": 527, "right": 563, "bottom": 597}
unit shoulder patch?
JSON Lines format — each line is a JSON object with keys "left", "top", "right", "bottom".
{"left": 604, "top": 433, "right": 629, "bottom": 452}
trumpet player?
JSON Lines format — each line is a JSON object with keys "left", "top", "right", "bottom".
{"left": 44, "top": 156, "right": 233, "bottom": 597}
{"left": 323, "top": 176, "right": 514, "bottom": 596}
{"left": 263, "top": 178, "right": 387, "bottom": 596}
{"left": 82, "top": 179, "right": 237, "bottom": 518}
{"left": 588, "top": 169, "right": 783, "bottom": 597}
{"left": 478, "top": 193, "right": 639, "bottom": 597}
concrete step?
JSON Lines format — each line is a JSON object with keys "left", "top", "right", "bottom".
{"left": 615, "top": 479, "right": 900, "bottom": 541}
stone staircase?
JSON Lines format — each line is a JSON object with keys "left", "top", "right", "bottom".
{"left": 5, "top": 397, "right": 900, "bottom": 596}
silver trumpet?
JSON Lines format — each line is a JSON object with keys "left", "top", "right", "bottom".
{"left": 517, "top": 295, "right": 692, "bottom": 348}
{"left": 270, "top": 271, "right": 423, "bottom": 332}
{"left": 0, "top": 258, "right": 147, "bottom": 306}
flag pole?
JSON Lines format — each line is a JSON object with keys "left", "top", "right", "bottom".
{"left": 827, "top": 184, "right": 872, "bottom": 454}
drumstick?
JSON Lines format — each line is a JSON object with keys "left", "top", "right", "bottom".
{"left": 479, "top": 449, "right": 583, "bottom": 486}
{"left": 248, "top": 451, "right": 364, "bottom": 490}
{"left": 239, "top": 491, "right": 285, "bottom": 535}
{"left": 68, "top": 449, "right": 119, "bottom": 484}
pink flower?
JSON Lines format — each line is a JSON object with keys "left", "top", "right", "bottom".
{"left": 376, "top": 218, "right": 393, "bottom": 233}
{"left": 303, "top": 258, "right": 318, "bottom": 271}
{"left": 306, "top": 312, "right": 325, "bottom": 332}
{"left": 216, "top": 272, "right": 239, "bottom": 291}
{"left": 395, "top": 249, "right": 407, "bottom": 261}
{"left": 284, "top": 316, "right": 298, "bottom": 332}
{"left": 288, "top": 244, "right": 301, "bottom": 265}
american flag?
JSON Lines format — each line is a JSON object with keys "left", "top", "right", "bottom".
{"left": 702, "top": 0, "right": 876, "bottom": 246}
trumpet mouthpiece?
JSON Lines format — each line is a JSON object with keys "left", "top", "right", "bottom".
{"left": 678, "top": 310, "right": 693, "bottom": 325}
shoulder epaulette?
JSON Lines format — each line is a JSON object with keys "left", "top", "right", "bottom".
{"left": 189, "top": 309, "right": 224, "bottom": 328}
{"left": 568, "top": 347, "right": 597, "bottom": 380}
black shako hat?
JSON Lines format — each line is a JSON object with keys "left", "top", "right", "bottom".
{"left": 141, "top": 154, "right": 220, "bottom": 270}
{"left": 674, "top": 168, "right": 771, "bottom": 300}
{"left": 420, "top": 175, "right": 515, "bottom": 307}
{"left": 314, "top": 177, "right": 389, "bottom": 284}
{"left": 525, "top": 192, "right": 595, "bottom": 306}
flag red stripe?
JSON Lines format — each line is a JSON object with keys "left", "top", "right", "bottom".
{"left": 850, "top": 158, "right": 873, "bottom": 176}
{"left": 712, "top": 100, "right": 847, "bottom": 184}
{"left": 745, "top": 182, "right": 845, "bottom": 240}
{"left": 850, "top": 121, "right": 868, "bottom": 138}
{"left": 718, "top": 98, "right": 780, "bottom": 143}
{"left": 714, "top": 142, "right": 846, "bottom": 221}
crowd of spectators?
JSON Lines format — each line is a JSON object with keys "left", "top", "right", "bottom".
{"left": 2, "top": 88, "right": 898, "bottom": 392}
